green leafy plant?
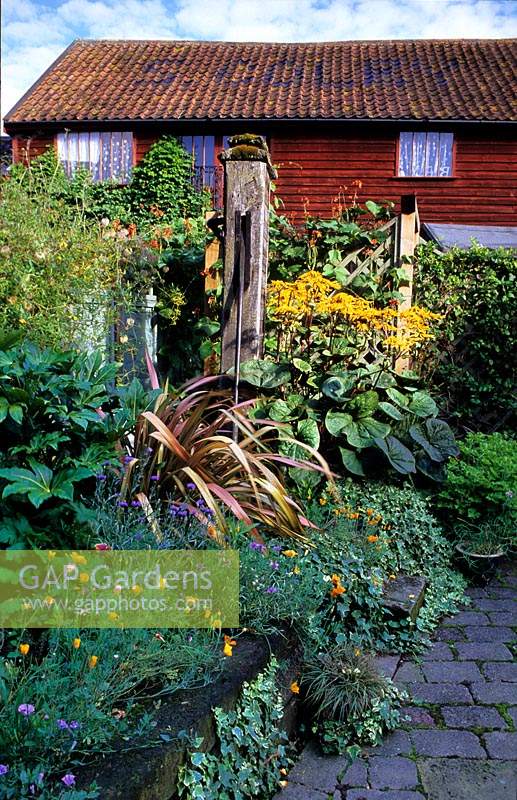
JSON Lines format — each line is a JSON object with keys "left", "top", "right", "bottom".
{"left": 302, "top": 644, "right": 405, "bottom": 753}
{"left": 178, "top": 657, "right": 293, "bottom": 800}
{"left": 455, "top": 516, "right": 516, "bottom": 556}
{"left": 0, "top": 343, "right": 129, "bottom": 548}
{"left": 244, "top": 270, "right": 457, "bottom": 481}
{"left": 415, "top": 241, "right": 516, "bottom": 433}
{"left": 437, "top": 432, "right": 517, "bottom": 525}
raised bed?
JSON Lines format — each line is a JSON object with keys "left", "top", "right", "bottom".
{"left": 76, "top": 632, "right": 301, "bottom": 799}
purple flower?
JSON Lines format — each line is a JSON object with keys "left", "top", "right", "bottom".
{"left": 271, "top": 545, "right": 282, "bottom": 553}
{"left": 96, "top": 474, "right": 107, "bottom": 481}
{"left": 250, "top": 542, "right": 266, "bottom": 553}
{"left": 118, "top": 500, "right": 129, "bottom": 508}
{"left": 18, "top": 703, "right": 35, "bottom": 716}
{"left": 169, "top": 506, "right": 178, "bottom": 517}
{"left": 145, "top": 447, "right": 153, "bottom": 454}
{"left": 196, "top": 498, "right": 205, "bottom": 508}
{"left": 61, "top": 774, "right": 76, "bottom": 788}
{"left": 177, "top": 509, "right": 188, "bottom": 518}
{"left": 150, "top": 474, "right": 160, "bottom": 481}
{"left": 270, "top": 560, "right": 279, "bottom": 570}
{"left": 186, "top": 482, "right": 196, "bottom": 491}
{"left": 133, "top": 532, "right": 143, "bottom": 541}
{"left": 69, "top": 720, "right": 80, "bottom": 730}
{"left": 265, "top": 586, "right": 279, "bottom": 594}
{"left": 131, "top": 500, "right": 141, "bottom": 508}
{"left": 123, "top": 455, "right": 132, "bottom": 464}
{"left": 0, "top": 765, "right": 8, "bottom": 776}
{"left": 37, "top": 772, "right": 44, "bottom": 784}
{"left": 57, "top": 719, "right": 69, "bottom": 730}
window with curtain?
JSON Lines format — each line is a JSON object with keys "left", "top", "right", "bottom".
{"left": 398, "top": 132, "right": 454, "bottom": 177}
{"left": 56, "top": 132, "right": 133, "bottom": 183}
{"left": 179, "top": 135, "right": 216, "bottom": 189}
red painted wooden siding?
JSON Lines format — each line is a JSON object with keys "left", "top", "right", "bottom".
{"left": 269, "top": 131, "right": 517, "bottom": 225}
{"left": 10, "top": 127, "right": 517, "bottom": 226}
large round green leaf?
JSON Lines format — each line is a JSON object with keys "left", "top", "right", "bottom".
{"left": 378, "top": 401, "right": 404, "bottom": 421}
{"left": 240, "top": 359, "right": 290, "bottom": 389}
{"left": 374, "top": 435, "right": 416, "bottom": 474}
{"left": 345, "top": 417, "right": 390, "bottom": 449}
{"left": 425, "top": 418, "right": 460, "bottom": 458}
{"left": 408, "top": 390, "right": 438, "bottom": 418}
{"left": 386, "top": 387, "right": 410, "bottom": 408}
{"left": 325, "top": 410, "right": 353, "bottom": 437}
{"left": 268, "top": 399, "right": 294, "bottom": 422}
{"left": 321, "top": 373, "right": 357, "bottom": 403}
{"left": 339, "top": 447, "right": 365, "bottom": 476}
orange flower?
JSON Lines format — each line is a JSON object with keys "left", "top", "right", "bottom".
{"left": 366, "top": 508, "right": 374, "bottom": 516}
{"left": 367, "top": 534, "right": 379, "bottom": 543}
{"left": 290, "top": 681, "right": 300, "bottom": 694}
{"left": 88, "top": 655, "right": 98, "bottom": 668}
{"left": 330, "top": 584, "right": 346, "bottom": 597}
{"left": 223, "top": 634, "right": 237, "bottom": 657}
{"left": 348, "top": 512, "right": 360, "bottom": 520}
{"left": 19, "top": 643, "right": 30, "bottom": 656}
{"left": 73, "top": 637, "right": 81, "bottom": 649}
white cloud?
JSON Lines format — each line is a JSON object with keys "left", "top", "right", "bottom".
{"left": 2, "top": 0, "right": 516, "bottom": 127}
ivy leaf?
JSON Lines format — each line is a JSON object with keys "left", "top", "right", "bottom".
{"left": 339, "top": 447, "right": 365, "bottom": 476}
{"left": 0, "top": 397, "right": 8, "bottom": 424}
{"left": 374, "top": 435, "right": 416, "bottom": 474}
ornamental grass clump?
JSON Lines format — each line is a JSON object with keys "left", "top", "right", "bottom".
{"left": 124, "top": 375, "right": 331, "bottom": 543}
{"left": 302, "top": 644, "right": 405, "bottom": 753}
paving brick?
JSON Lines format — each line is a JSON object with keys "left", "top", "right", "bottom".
{"left": 434, "top": 626, "right": 466, "bottom": 641}
{"left": 483, "top": 662, "right": 517, "bottom": 682}
{"left": 368, "top": 756, "right": 418, "bottom": 790}
{"left": 470, "top": 682, "right": 517, "bottom": 704}
{"left": 421, "top": 642, "right": 453, "bottom": 661}
{"left": 418, "top": 758, "right": 516, "bottom": 800}
{"left": 441, "top": 705, "right": 507, "bottom": 729}
{"left": 404, "top": 682, "right": 473, "bottom": 704}
{"left": 488, "top": 612, "right": 517, "bottom": 626}
{"left": 338, "top": 759, "right": 368, "bottom": 788}
{"left": 346, "top": 792, "right": 425, "bottom": 800}
{"left": 375, "top": 655, "right": 400, "bottom": 679}
{"left": 455, "top": 642, "right": 513, "bottom": 661}
{"left": 285, "top": 743, "right": 355, "bottom": 792}
{"left": 366, "top": 729, "right": 412, "bottom": 756}
{"left": 395, "top": 662, "right": 425, "bottom": 683}
{"left": 410, "top": 729, "right": 486, "bottom": 757}
{"left": 486, "top": 588, "right": 517, "bottom": 600}
{"left": 464, "top": 626, "right": 516, "bottom": 643}
{"left": 474, "top": 599, "right": 517, "bottom": 612}
{"left": 400, "top": 706, "right": 436, "bottom": 727}
{"left": 421, "top": 660, "right": 483, "bottom": 683}
{"left": 465, "top": 587, "right": 489, "bottom": 600}
{"left": 442, "top": 611, "right": 490, "bottom": 626}
{"left": 272, "top": 782, "right": 330, "bottom": 799}
{"left": 483, "top": 732, "right": 517, "bottom": 759}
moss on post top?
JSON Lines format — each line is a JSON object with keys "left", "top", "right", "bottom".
{"left": 219, "top": 133, "right": 277, "bottom": 179}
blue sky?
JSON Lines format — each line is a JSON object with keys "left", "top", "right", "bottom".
{"left": 2, "top": 0, "right": 517, "bottom": 124}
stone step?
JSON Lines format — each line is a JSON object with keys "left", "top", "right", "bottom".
{"left": 382, "top": 575, "right": 427, "bottom": 622}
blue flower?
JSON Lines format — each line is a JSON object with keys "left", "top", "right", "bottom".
{"left": 131, "top": 500, "right": 141, "bottom": 508}
{"left": 150, "top": 475, "right": 160, "bottom": 481}
{"left": 57, "top": 719, "right": 68, "bottom": 730}
{"left": 186, "top": 482, "right": 196, "bottom": 491}
{"left": 271, "top": 545, "right": 282, "bottom": 553}
{"left": 118, "top": 501, "right": 128, "bottom": 508}
{"left": 0, "top": 765, "right": 8, "bottom": 776}
{"left": 69, "top": 721, "right": 80, "bottom": 730}
{"left": 265, "top": 586, "right": 279, "bottom": 594}
{"left": 250, "top": 542, "right": 266, "bottom": 553}
{"left": 270, "top": 560, "right": 279, "bottom": 570}
{"left": 96, "top": 474, "right": 107, "bottom": 481}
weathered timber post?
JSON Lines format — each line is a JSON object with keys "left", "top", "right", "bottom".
{"left": 219, "top": 134, "right": 276, "bottom": 376}
{"left": 395, "top": 194, "right": 420, "bottom": 373}
{"left": 203, "top": 210, "right": 223, "bottom": 375}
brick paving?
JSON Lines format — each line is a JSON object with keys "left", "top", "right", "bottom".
{"left": 273, "top": 564, "right": 516, "bottom": 800}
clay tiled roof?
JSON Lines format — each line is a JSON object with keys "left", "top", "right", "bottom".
{"left": 5, "top": 38, "right": 517, "bottom": 125}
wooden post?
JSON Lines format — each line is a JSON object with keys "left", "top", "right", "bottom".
{"left": 219, "top": 135, "right": 275, "bottom": 375}
{"left": 203, "top": 210, "right": 222, "bottom": 375}
{"left": 395, "top": 194, "right": 420, "bottom": 373}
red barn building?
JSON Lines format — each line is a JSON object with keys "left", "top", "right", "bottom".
{"left": 4, "top": 38, "right": 517, "bottom": 225}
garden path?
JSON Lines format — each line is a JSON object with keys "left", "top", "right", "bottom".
{"left": 273, "top": 563, "right": 517, "bottom": 800}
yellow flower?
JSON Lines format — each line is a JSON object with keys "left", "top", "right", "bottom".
{"left": 319, "top": 497, "right": 327, "bottom": 506}
{"left": 389, "top": 574, "right": 396, "bottom": 580}
{"left": 131, "top": 584, "right": 142, "bottom": 595}
{"left": 71, "top": 552, "right": 87, "bottom": 565}
{"left": 282, "top": 550, "right": 298, "bottom": 558}
{"left": 73, "top": 637, "right": 81, "bottom": 649}
{"left": 88, "top": 655, "right": 98, "bottom": 668}
{"left": 108, "top": 612, "right": 119, "bottom": 621}
{"left": 45, "top": 595, "right": 55, "bottom": 605}
{"left": 366, "top": 508, "right": 374, "bottom": 516}
{"left": 19, "top": 643, "right": 30, "bottom": 656}
{"left": 290, "top": 681, "right": 300, "bottom": 694}
{"left": 354, "top": 648, "right": 361, "bottom": 657}
{"left": 79, "top": 572, "right": 89, "bottom": 583}
{"left": 293, "top": 566, "right": 301, "bottom": 575}
{"left": 348, "top": 512, "right": 360, "bottom": 520}
{"left": 223, "top": 634, "right": 237, "bottom": 657}
{"left": 47, "top": 550, "right": 56, "bottom": 559}
{"left": 330, "top": 584, "right": 346, "bottom": 598}
{"left": 367, "top": 535, "right": 379, "bottom": 543}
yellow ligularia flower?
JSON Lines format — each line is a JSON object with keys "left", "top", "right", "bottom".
{"left": 19, "top": 643, "right": 30, "bottom": 655}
